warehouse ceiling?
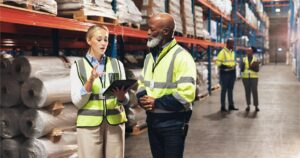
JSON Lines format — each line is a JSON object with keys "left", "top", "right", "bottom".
{"left": 262, "top": 0, "right": 291, "bottom": 18}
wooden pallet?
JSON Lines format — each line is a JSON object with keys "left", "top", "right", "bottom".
{"left": 174, "top": 31, "right": 184, "bottom": 37}
{"left": 184, "top": 34, "right": 195, "bottom": 38}
{"left": 127, "top": 122, "right": 147, "bottom": 136}
{"left": 120, "top": 22, "right": 141, "bottom": 30}
{"left": 0, "top": 2, "right": 55, "bottom": 16}
{"left": 72, "top": 10, "right": 118, "bottom": 25}
{"left": 212, "top": 85, "right": 220, "bottom": 91}
{"left": 199, "top": 93, "right": 209, "bottom": 101}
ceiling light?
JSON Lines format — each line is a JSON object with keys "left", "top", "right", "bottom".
{"left": 278, "top": 48, "right": 282, "bottom": 51}
{"left": 275, "top": 8, "right": 281, "bottom": 13}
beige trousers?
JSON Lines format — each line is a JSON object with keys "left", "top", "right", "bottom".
{"left": 77, "top": 120, "right": 125, "bottom": 158}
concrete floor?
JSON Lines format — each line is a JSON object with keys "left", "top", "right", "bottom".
{"left": 125, "top": 64, "right": 300, "bottom": 158}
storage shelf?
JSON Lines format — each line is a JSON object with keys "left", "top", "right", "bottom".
{"left": 237, "top": 12, "right": 264, "bottom": 37}
{"left": 0, "top": 4, "right": 226, "bottom": 48}
{"left": 196, "top": 0, "right": 231, "bottom": 21}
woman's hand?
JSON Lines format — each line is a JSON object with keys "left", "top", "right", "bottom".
{"left": 111, "top": 87, "right": 127, "bottom": 102}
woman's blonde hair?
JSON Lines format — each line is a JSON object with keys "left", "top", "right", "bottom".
{"left": 86, "top": 25, "right": 109, "bottom": 40}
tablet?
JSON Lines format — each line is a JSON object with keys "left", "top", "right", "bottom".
{"left": 103, "top": 79, "right": 137, "bottom": 97}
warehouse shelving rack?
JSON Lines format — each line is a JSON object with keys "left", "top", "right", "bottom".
{"left": 0, "top": 1, "right": 228, "bottom": 94}
{"left": 194, "top": 0, "right": 233, "bottom": 94}
{"left": 233, "top": 0, "right": 268, "bottom": 63}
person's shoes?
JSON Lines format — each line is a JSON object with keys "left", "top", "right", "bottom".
{"left": 245, "top": 106, "right": 250, "bottom": 112}
{"left": 221, "top": 108, "right": 228, "bottom": 112}
{"left": 229, "top": 106, "right": 239, "bottom": 111}
{"left": 255, "top": 106, "right": 260, "bottom": 112}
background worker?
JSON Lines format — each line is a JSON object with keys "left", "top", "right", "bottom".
{"left": 240, "top": 47, "right": 260, "bottom": 112}
{"left": 70, "top": 25, "right": 129, "bottom": 158}
{"left": 136, "top": 13, "right": 197, "bottom": 158}
{"left": 216, "top": 39, "right": 239, "bottom": 112}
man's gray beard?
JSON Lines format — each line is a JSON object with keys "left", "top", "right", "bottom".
{"left": 147, "top": 34, "right": 163, "bottom": 48}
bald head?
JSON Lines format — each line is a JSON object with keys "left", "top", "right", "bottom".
{"left": 149, "top": 13, "right": 175, "bottom": 35}
{"left": 147, "top": 13, "right": 175, "bottom": 48}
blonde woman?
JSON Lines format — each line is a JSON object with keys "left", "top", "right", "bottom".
{"left": 70, "top": 25, "right": 128, "bottom": 158}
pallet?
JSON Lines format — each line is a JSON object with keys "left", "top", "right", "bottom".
{"left": 1, "top": 1, "right": 56, "bottom": 15}
{"left": 120, "top": 22, "right": 141, "bottom": 30}
{"left": 199, "top": 93, "right": 209, "bottom": 101}
{"left": 71, "top": 9, "right": 118, "bottom": 25}
{"left": 126, "top": 122, "right": 147, "bottom": 136}
{"left": 184, "top": 34, "right": 195, "bottom": 38}
{"left": 2, "top": 0, "right": 32, "bottom": 9}
{"left": 174, "top": 31, "right": 184, "bottom": 37}
{"left": 45, "top": 101, "right": 64, "bottom": 116}
{"left": 0, "top": 2, "right": 55, "bottom": 16}
{"left": 212, "top": 85, "right": 220, "bottom": 91}
{"left": 46, "top": 126, "right": 76, "bottom": 143}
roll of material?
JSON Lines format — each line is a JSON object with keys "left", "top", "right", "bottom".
{"left": 0, "top": 136, "right": 26, "bottom": 158}
{"left": 0, "top": 107, "right": 26, "bottom": 138}
{"left": 0, "top": 78, "right": 22, "bottom": 107}
{"left": 19, "top": 104, "right": 77, "bottom": 138}
{"left": 0, "top": 56, "right": 13, "bottom": 76}
{"left": 20, "top": 132, "right": 78, "bottom": 158}
{"left": 11, "top": 56, "right": 71, "bottom": 82}
{"left": 21, "top": 77, "right": 71, "bottom": 108}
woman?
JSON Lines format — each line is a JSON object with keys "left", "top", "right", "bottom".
{"left": 70, "top": 25, "right": 129, "bottom": 158}
{"left": 240, "top": 47, "right": 260, "bottom": 112}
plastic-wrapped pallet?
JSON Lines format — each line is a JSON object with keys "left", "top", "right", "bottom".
{"left": 196, "top": 62, "right": 209, "bottom": 99}
{"left": 181, "top": 0, "right": 194, "bottom": 36}
{"left": 168, "top": 0, "right": 183, "bottom": 33}
{"left": 195, "top": 6, "right": 204, "bottom": 38}
{"left": 33, "top": 0, "right": 58, "bottom": 15}
{"left": 204, "top": 20, "right": 217, "bottom": 40}
{"left": 210, "top": 62, "right": 219, "bottom": 89}
{"left": 3, "top": 0, "right": 29, "bottom": 6}
{"left": 137, "top": 0, "right": 166, "bottom": 25}
{"left": 116, "top": 0, "right": 142, "bottom": 25}
{"left": 57, "top": 0, "right": 116, "bottom": 19}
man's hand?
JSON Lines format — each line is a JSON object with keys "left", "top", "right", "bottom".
{"left": 139, "top": 96, "right": 155, "bottom": 111}
{"left": 111, "top": 86, "right": 127, "bottom": 102}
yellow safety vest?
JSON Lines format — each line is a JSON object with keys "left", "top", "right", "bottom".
{"left": 241, "top": 56, "right": 258, "bottom": 78}
{"left": 75, "top": 57, "right": 127, "bottom": 127}
{"left": 138, "top": 39, "right": 196, "bottom": 113}
{"left": 216, "top": 47, "right": 236, "bottom": 69}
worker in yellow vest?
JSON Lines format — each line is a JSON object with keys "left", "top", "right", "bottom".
{"left": 70, "top": 25, "right": 128, "bottom": 158}
{"left": 216, "top": 39, "right": 239, "bottom": 112}
{"left": 137, "top": 13, "right": 196, "bottom": 158}
{"left": 240, "top": 47, "right": 260, "bottom": 112}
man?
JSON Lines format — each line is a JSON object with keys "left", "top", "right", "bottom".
{"left": 216, "top": 39, "right": 238, "bottom": 112}
{"left": 240, "top": 47, "right": 260, "bottom": 112}
{"left": 136, "top": 13, "right": 196, "bottom": 158}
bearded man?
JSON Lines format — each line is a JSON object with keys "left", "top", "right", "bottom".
{"left": 136, "top": 13, "right": 197, "bottom": 158}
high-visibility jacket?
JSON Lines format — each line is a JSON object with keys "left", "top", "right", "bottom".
{"left": 137, "top": 39, "right": 196, "bottom": 113}
{"left": 216, "top": 47, "right": 236, "bottom": 70}
{"left": 241, "top": 56, "right": 259, "bottom": 78}
{"left": 75, "top": 57, "right": 127, "bottom": 127}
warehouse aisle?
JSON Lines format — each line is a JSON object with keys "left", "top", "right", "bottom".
{"left": 125, "top": 64, "right": 300, "bottom": 158}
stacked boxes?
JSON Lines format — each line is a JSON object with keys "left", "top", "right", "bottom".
{"left": 135, "top": 0, "right": 166, "bottom": 25}
{"left": 195, "top": 6, "right": 204, "bottom": 38}
{"left": 181, "top": 0, "right": 195, "bottom": 36}
{"left": 168, "top": 0, "right": 183, "bottom": 33}
{"left": 116, "top": 0, "right": 142, "bottom": 25}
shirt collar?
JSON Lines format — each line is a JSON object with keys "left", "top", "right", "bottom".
{"left": 86, "top": 53, "right": 106, "bottom": 64}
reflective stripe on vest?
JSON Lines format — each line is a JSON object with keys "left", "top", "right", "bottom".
{"left": 141, "top": 46, "right": 194, "bottom": 113}
{"left": 75, "top": 57, "right": 127, "bottom": 127}
{"left": 241, "top": 56, "right": 258, "bottom": 78}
